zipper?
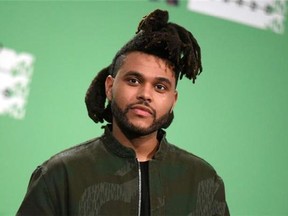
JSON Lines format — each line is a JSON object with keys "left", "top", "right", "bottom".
{"left": 137, "top": 161, "right": 142, "bottom": 216}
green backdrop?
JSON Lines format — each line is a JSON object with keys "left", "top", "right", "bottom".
{"left": 1, "top": 1, "right": 287, "bottom": 215}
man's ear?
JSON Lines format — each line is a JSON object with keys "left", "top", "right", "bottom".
{"left": 170, "top": 90, "right": 178, "bottom": 113}
{"left": 105, "top": 75, "right": 114, "bottom": 101}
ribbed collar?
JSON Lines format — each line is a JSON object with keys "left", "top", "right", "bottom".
{"left": 100, "top": 125, "right": 169, "bottom": 160}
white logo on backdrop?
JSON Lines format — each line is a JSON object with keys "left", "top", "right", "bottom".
{"left": 188, "top": 0, "right": 286, "bottom": 34}
{"left": 0, "top": 47, "right": 35, "bottom": 119}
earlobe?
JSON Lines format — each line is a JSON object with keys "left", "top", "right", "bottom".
{"left": 170, "top": 90, "right": 178, "bottom": 113}
{"left": 170, "top": 104, "right": 176, "bottom": 113}
{"left": 105, "top": 75, "right": 114, "bottom": 100}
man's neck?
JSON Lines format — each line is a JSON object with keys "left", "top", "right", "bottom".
{"left": 111, "top": 123, "right": 159, "bottom": 162}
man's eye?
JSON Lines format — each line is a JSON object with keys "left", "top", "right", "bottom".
{"left": 128, "top": 78, "right": 139, "bottom": 85}
{"left": 155, "top": 84, "right": 167, "bottom": 91}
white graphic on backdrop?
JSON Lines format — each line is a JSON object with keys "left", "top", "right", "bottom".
{"left": 188, "top": 0, "right": 286, "bottom": 34}
{"left": 0, "top": 47, "right": 35, "bottom": 119}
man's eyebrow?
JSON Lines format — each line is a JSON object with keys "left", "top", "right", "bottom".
{"left": 124, "top": 71, "right": 142, "bottom": 77}
{"left": 155, "top": 77, "right": 173, "bottom": 87}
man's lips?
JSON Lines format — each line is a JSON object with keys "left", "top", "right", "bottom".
{"left": 130, "top": 104, "right": 154, "bottom": 117}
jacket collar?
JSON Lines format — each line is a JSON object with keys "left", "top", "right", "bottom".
{"left": 101, "top": 125, "right": 169, "bottom": 160}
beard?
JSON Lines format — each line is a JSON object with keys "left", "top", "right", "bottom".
{"left": 110, "top": 99, "right": 172, "bottom": 138}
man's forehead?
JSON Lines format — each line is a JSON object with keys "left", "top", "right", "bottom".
{"left": 120, "top": 52, "right": 174, "bottom": 71}
{"left": 121, "top": 52, "right": 175, "bottom": 74}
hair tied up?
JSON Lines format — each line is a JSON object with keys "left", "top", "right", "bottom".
{"left": 85, "top": 66, "right": 111, "bottom": 123}
{"left": 136, "top": 9, "right": 169, "bottom": 34}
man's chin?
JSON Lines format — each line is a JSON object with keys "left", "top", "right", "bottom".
{"left": 128, "top": 120, "right": 153, "bottom": 130}
{"left": 120, "top": 122, "right": 157, "bottom": 137}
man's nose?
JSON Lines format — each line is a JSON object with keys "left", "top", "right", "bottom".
{"left": 136, "top": 84, "right": 152, "bottom": 103}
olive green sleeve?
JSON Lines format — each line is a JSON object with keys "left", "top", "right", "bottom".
{"left": 212, "top": 174, "right": 230, "bottom": 216}
{"left": 17, "top": 166, "right": 56, "bottom": 216}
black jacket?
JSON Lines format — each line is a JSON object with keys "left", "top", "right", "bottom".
{"left": 17, "top": 126, "right": 229, "bottom": 215}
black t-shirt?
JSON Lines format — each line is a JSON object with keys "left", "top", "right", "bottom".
{"left": 140, "top": 161, "right": 150, "bottom": 216}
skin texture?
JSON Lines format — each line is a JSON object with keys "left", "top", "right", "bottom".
{"left": 105, "top": 51, "right": 178, "bottom": 161}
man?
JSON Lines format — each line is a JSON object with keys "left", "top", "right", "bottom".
{"left": 17, "top": 9, "right": 229, "bottom": 215}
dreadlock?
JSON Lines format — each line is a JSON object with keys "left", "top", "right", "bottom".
{"left": 85, "top": 9, "right": 202, "bottom": 125}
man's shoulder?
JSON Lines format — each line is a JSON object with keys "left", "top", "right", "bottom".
{"left": 40, "top": 136, "right": 104, "bottom": 172}
{"left": 165, "top": 142, "right": 216, "bottom": 174}
{"left": 54, "top": 136, "right": 102, "bottom": 159}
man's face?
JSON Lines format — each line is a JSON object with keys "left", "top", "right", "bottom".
{"left": 105, "top": 51, "right": 178, "bottom": 136}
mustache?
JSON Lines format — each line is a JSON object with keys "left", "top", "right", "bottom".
{"left": 125, "top": 101, "right": 156, "bottom": 117}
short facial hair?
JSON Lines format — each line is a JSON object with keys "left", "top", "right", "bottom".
{"left": 111, "top": 99, "right": 172, "bottom": 138}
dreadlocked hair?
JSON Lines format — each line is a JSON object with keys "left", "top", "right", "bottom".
{"left": 85, "top": 9, "right": 202, "bottom": 124}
